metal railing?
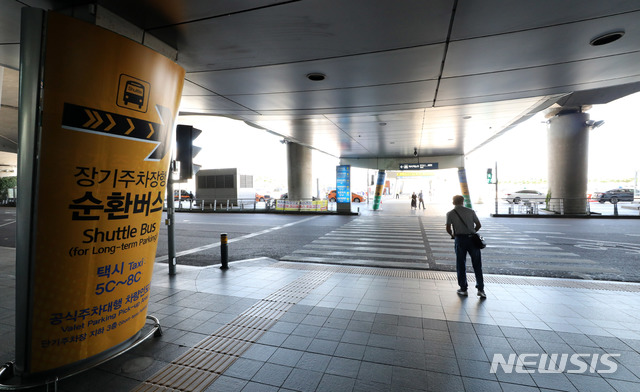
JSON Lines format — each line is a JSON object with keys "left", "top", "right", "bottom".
{"left": 169, "top": 198, "right": 346, "bottom": 213}
{"left": 493, "top": 197, "right": 640, "bottom": 216}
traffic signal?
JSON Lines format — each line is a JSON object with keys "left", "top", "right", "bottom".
{"left": 487, "top": 168, "right": 493, "bottom": 184}
{"left": 176, "top": 124, "right": 202, "bottom": 180}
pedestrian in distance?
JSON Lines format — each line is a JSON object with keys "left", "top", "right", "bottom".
{"left": 411, "top": 192, "right": 417, "bottom": 209}
{"left": 445, "top": 195, "right": 486, "bottom": 299}
{"left": 418, "top": 190, "right": 425, "bottom": 209}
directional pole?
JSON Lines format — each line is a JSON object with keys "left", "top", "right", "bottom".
{"left": 220, "top": 233, "right": 229, "bottom": 270}
{"left": 494, "top": 162, "right": 499, "bottom": 215}
{"left": 167, "top": 160, "right": 177, "bottom": 275}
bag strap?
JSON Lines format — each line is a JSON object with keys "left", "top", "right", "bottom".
{"left": 452, "top": 209, "right": 474, "bottom": 233}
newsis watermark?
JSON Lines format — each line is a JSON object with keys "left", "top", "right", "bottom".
{"left": 490, "top": 353, "right": 620, "bottom": 374}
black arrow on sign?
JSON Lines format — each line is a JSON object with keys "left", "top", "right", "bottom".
{"left": 61, "top": 103, "right": 171, "bottom": 161}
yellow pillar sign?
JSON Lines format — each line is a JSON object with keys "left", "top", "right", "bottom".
{"left": 26, "top": 12, "right": 184, "bottom": 373}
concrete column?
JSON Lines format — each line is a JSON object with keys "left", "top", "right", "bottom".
{"left": 287, "top": 142, "right": 312, "bottom": 201}
{"left": 457, "top": 167, "right": 472, "bottom": 208}
{"left": 373, "top": 170, "right": 386, "bottom": 210}
{"left": 547, "top": 111, "right": 590, "bottom": 214}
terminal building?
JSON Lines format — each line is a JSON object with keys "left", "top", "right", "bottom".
{"left": 195, "top": 168, "right": 255, "bottom": 208}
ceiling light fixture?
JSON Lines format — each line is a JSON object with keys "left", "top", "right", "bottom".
{"left": 306, "top": 72, "right": 326, "bottom": 81}
{"left": 590, "top": 30, "right": 625, "bottom": 46}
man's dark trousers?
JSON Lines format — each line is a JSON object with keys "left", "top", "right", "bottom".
{"left": 454, "top": 234, "right": 484, "bottom": 291}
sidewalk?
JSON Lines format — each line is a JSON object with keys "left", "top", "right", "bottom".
{"left": 0, "top": 245, "right": 639, "bottom": 391}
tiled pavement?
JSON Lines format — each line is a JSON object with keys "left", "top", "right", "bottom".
{"left": 1, "top": 245, "right": 640, "bottom": 391}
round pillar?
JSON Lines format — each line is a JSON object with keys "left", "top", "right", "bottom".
{"left": 373, "top": 170, "right": 386, "bottom": 210}
{"left": 547, "top": 111, "right": 590, "bottom": 214}
{"left": 457, "top": 167, "right": 472, "bottom": 209}
{"left": 287, "top": 142, "right": 312, "bottom": 201}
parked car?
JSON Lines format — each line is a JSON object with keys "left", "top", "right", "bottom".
{"left": 255, "top": 193, "right": 271, "bottom": 202}
{"left": 503, "top": 189, "right": 545, "bottom": 204}
{"left": 594, "top": 188, "right": 635, "bottom": 204}
{"left": 327, "top": 190, "right": 366, "bottom": 203}
{"left": 174, "top": 189, "right": 194, "bottom": 201}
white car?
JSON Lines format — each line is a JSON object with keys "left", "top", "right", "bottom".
{"left": 503, "top": 189, "right": 545, "bottom": 204}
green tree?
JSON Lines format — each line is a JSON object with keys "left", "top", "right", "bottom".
{"left": 0, "top": 177, "right": 17, "bottom": 200}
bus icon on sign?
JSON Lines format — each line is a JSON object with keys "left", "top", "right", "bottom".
{"left": 124, "top": 81, "right": 145, "bottom": 108}
{"left": 117, "top": 74, "right": 150, "bottom": 113}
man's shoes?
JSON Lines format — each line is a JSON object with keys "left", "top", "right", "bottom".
{"left": 456, "top": 289, "right": 468, "bottom": 296}
{"left": 477, "top": 290, "right": 487, "bottom": 299}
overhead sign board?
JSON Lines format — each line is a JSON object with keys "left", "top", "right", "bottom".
{"left": 18, "top": 11, "right": 184, "bottom": 376}
{"left": 399, "top": 163, "right": 439, "bottom": 170}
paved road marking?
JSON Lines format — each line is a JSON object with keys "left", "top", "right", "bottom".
{"left": 281, "top": 216, "right": 429, "bottom": 266}
{"left": 0, "top": 220, "right": 15, "bottom": 228}
{"left": 324, "top": 232, "right": 423, "bottom": 242}
{"left": 548, "top": 236, "right": 640, "bottom": 248}
{"left": 420, "top": 219, "right": 620, "bottom": 274}
{"left": 156, "top": 216, "right": 320, "bottom": 262}
{"left": 304, "top": 243, "right": 426, "bottom": 252}
{"left": 313, "top": 239, "right": 426, "bottom": 248}
{"left": 291, "top": 249, "right": 427, "bottom": 260}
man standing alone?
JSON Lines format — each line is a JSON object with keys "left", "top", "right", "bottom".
{"left": 445, "top": 195, "right": 486, "bottom": 299}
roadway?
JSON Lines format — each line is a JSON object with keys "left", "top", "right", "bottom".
{"left": 0, "top": 199, "right": 639, "bottom": 282}
{"left": 158, "top": 198, "right": 640, "bottom": 282}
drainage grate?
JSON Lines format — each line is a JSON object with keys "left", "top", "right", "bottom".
{"left": 271, "top": 262, "right": 640, "bottom": 292}
{"left": 133, "top": 270, "right": 333, "bottom": 392}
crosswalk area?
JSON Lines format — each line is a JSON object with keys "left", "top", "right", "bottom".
{"left": 280, "top": 212, "right": 621, "bottom": 278}
{"left": 421, "top": 217, "right": 620, "bottom": 277}
{"left": 280, "top": 216, "right": 430, "bottom": 269}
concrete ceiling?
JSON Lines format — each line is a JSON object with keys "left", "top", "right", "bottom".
{"left": 2, "top": 0, "right": 640, "bottom": 170}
